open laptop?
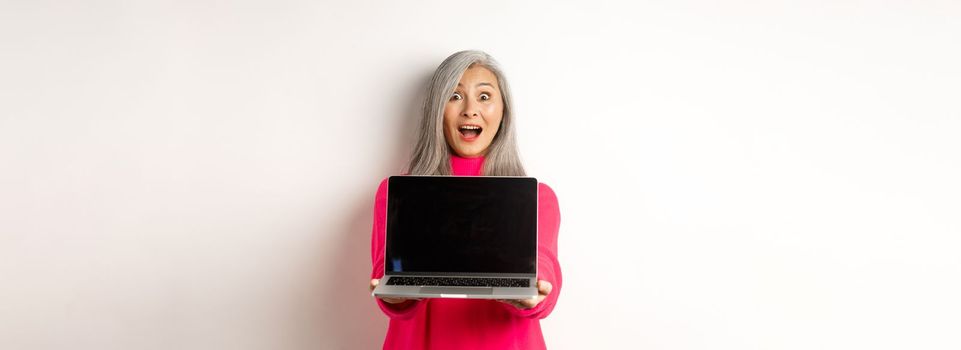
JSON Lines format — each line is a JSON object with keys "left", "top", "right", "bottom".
{"left": 371, "top": 175, "right": 538, "bottom": 300}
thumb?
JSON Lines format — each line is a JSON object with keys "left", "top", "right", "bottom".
{"left": 538, "top": 280, "right": 552, "bottom": 295}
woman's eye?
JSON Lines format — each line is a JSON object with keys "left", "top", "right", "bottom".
{"left": 480, "top": 93, "right": 490, "bottom": 101}
{"left": 451, "top": 92, "right": 463, "bottom": 101}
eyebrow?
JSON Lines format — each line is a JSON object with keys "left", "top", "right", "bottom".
{"left": 457, "top": 82, "right": 495, "bottom": 88}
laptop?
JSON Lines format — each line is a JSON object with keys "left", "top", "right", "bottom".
{"left": 371, "top": 175, "right": 539, "bottom": 300}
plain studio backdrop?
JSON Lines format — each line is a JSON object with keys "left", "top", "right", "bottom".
{"left": 1, "top": 1, "right": 959, "bottom": 349}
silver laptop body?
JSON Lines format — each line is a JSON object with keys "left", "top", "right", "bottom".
{"left": 371, "top": 175, "right": 538, "bottom": 300}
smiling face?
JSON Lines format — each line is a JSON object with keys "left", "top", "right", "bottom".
{"left": 443, "top": 65, "right": 504, "bottom": 158}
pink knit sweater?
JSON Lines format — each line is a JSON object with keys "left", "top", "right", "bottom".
{"left": 369, "top": 155, "right": 563, "bottom": 349}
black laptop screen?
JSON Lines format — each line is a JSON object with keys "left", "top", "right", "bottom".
{"left": 385, "top": 176, "right": 538, "bottom": 275}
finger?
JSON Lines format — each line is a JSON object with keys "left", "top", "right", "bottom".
{"left": 382, "top": 297, "right": 405, "bottom": 304}
{"left": 522, "top": 289, "right": 550, "bottom": 308}
{"left": 538, "top": 280, "right": 552, "bottom": 295}
{"left": 497, "top": 299, "right": 522, "bottom": 309}
{"left": 519, "top": 297, "right": 537, "bottom": 308}
{"left": 369, "top": 279, "right": 379, "bottom": 292}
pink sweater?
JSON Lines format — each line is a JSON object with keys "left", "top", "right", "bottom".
{"left": 369, "top": 155, "right": 563, "bottom": 349}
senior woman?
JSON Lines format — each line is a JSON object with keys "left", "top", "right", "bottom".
{"left": 367, "top": 50, "right": 562, "bottom": 349}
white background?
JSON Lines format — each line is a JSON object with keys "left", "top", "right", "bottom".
{"left": 2, "top": 1, "right": 959, "bottom": 349}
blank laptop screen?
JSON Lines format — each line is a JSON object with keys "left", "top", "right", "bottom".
{"left": 386, "top": 176, "right": 537, "bottom": 275}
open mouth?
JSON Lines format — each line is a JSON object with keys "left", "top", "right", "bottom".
{"left": 458, "top": 125, "right": 483, "bottom": 140}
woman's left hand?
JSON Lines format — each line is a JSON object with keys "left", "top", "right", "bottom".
{"left": 497, "top": 280, "right": 552, "bottom": 309}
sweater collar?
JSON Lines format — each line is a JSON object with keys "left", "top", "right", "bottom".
{"left": 450, "top": 154, "right": 485, "bottom": 176}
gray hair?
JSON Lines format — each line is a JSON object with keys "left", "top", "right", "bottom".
{"left": 406, "top": 50, "right": 527, "bottom": 176}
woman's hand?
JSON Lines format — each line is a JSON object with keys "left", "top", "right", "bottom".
{"left": 497, "top": 280, "right": 552, "bottom": 309}
{"left": 370, "top": 279, "right": 421, "bottom": 305}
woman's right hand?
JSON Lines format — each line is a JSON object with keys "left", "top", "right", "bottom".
{"left": 370, "top": 279, "right": 421, "bottom": 305}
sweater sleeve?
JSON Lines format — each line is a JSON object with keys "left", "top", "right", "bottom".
{"left": 499, "top": 182, "right": 563, "bottom": 319}
{"left": 370, "top": 177, "right": 424, "bottom": 319}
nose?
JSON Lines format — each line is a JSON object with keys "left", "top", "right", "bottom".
{"left": 461, "top": 99, "right": 479, "bottom": 118}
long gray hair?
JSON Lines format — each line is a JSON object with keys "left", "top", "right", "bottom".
{"left": 406, "top": 50, "right": 527, "bottom": 176}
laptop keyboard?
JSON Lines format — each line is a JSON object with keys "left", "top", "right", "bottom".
{"left": 386, "top": 276, "right": 530, "bottom": 288}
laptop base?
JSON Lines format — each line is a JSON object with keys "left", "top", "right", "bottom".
{"left": 372, "top": 276, "right": 538, "bottom": 300}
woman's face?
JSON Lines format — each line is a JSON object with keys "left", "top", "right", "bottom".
{"left": 443, "top": 65, "right": 503, "bottom": 158}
